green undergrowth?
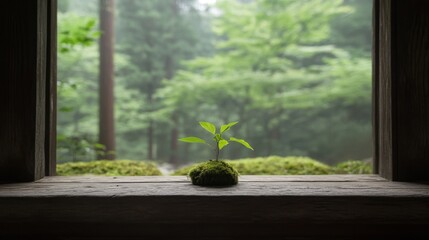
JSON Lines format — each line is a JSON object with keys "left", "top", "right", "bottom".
{"left": 57, "top": 160, "right": 162, "bottom": 176}
{"left": 332, "top": 160, "right": 372, "bottom": 174}
{"left": 56, "top": 157, "right": 372, "bottom": 176}
{"left": 172, "top": 156, "right": 372, "bottom": 176}
{"left": 173, "top": 156, "right": 333, "bottom": 176}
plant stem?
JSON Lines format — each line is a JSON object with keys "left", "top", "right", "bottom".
{"left": 215, "top": 141, "right": 220, "bottom": 161}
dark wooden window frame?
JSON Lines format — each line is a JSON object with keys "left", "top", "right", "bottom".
{"left": 1, "top": 0, "right": 429, "bottom": 238}
{"left": 41, "top": 0, "right": 429, "bottom": 181}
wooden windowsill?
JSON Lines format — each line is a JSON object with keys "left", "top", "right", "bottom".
{"left": 1, "top": 174, "right": 427, "bottom": 197}
{"left": 1, "top": 175, "right": 429, "bottom": 238}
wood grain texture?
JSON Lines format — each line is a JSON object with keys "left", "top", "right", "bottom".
{"left": 377, "top": 0, "right": 429, "bottom": 181}
{"left": 394, "top": 0, "right": 429, "bottom": 181}
{"left": 36, "top": 175, "right": 387, "bottom": 183}
{"left": 378, "top": 0, "right": 394, "bottom": 180}
{"left": 372, "top": 0, "right": 379, "bottom": 174}
{"left": 2, "top": 180, "right": 429, "bottom": 197}
{"left": 0, "top": 180, "right": 428, "bottom": 239}
{"left": 45, "top": 0, "right": 57, "bottom": 176}
{"left": 36, "top": 0, "right": 48, "bottom": 181}
{"left": 0, "top": 0, "right": 47, "bottom": 182}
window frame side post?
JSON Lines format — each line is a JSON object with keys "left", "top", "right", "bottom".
{"left": 377, "top": 0, "right": 429, "bottom": 181}
{"left": 0, "top": 0, "right": 48, "bottom": 182}
{"left": 377, "top": 0, "right": 395, "bottom": 180}
{"left": 45, "top": 0, "right": 57, "bottom": 176}
{"left": 372, "top": 0, "right": 380, "bottom": 175}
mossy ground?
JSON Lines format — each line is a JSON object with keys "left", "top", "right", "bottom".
{"left": 56, "top": 157, "right": 372, "bottom": 177}
{"left": 189, "top": 160, "right": 239, "bottom": 186}
{"left": 172, "top": 156, "right": 372, "bottom": 176}
{"left": 332, "top": 160, "right": 372, "bottom": 174}
{"left": 57, "top": 160, "right": 162, "bottom": 176}
{"left": 173, "top": 156, "right": 331, "bottom": 176}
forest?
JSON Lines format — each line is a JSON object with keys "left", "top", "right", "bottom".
{"left": 57, "top": 0, "right": 372, "bottom": 171}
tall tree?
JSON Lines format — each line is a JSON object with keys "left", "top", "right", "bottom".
{"left": 98, "top": 0, "right": 115, "bottom": 159}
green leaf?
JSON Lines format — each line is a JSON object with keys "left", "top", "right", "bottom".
{"left": 230, "top": 137, "right": 254, "bottom": 150}
{"left": 220, "top": 121, "right": 239, "bottom": 134}
{"left": 218, "top": 139, "right": 229, "bottom": 150}
{"left": 178, "top": 137, "right": 206, "bottom": 144}
{"left": 199, "top": 121, "right": 216, "bottom": 135}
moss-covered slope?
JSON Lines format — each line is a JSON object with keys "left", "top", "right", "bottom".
{"left": 57, "top": 160, "right": 162, "bottom": 176}
{"left": 173, "top": 156, "right": 332, "bottom": 176}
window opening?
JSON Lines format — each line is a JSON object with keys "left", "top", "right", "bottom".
{"left": 56, "top": 0, "right": 373, "bottom": 176}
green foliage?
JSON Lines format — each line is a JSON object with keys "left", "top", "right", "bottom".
{"left": 199, "top": 121, "right": 216, "bottom": 135}
{"left": 189, "top": 160, "right": 239, "bottom": 186}
{"left": 57, "top": 0, "right": 373, "bottom": 167}
{"left": 115, "top": 0, "right": 214, "bottom": 160}
{"left": 179, "top": 121, "right": 253, "bottom": 161}
{"left": 221, "top": 121, "right": 238, "bottom": 134}
{"left": 156, "top": 0, "right": 372, "bottom": 164}
{"left": 329, "top": 0, "right": 372, "bottom": 56}
{"left": 58, "top": 13, "right": 100, "bottom": 54}
{"left": 332, "top": 160, "right": 372, "bottom": 174}
{"left": 57, "top": 12, "right": 101, "bottom": 163}
{"left": 57, "top": 160, "right": 162, "bottom": 176}
{"left": 172, "top": 156, "right": 332, "bottom": 175}
{"left": 56, "top": 134, "right": 105, "bottom": 163}
{"left": 207, "top": 0, "right": 350, "bottom": 72}
{"left": 229, "top": 137, "right": 254, "bottom": 151}
{"left": 178, "top": 137, "right": 206, "bottom": 144}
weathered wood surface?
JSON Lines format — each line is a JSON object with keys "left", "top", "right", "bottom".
{"left": 1, "top": 179, "right": 429, "bottom": 197}
{"left": 377, "top": 0, "right": 429, "bottom": 181}
{"left": 377, "top": 0, "right": 394, "bottom": 180}
{"left": 0, "top": 0, "right": 48, "bottom": 182}
{"left": 1, "top": 178, "right": 429, "bottom": 238}
{"left": 394, "top": 0, "right": 429, "bottom": 181}
{"left": 372, "top": 0, "right": 379, "bottom": 174}
{"left": 45, "top": 0, "right": 57, "bottom": 176}
{"left": 36, "top": 175, "right": 386, "bottom": 183}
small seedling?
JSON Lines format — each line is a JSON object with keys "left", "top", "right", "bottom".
{"left": 179, "top": 121, "right": 253, "bottom": 186}
{"left": 179, "top": 121, "right": 254, "bottom": 161}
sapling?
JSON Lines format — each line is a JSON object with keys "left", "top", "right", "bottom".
{"left": 178, "top": 121, "right": 253, "bottom": 186}
{"left": 179, "top": 121, "right": 254, "bottom": 161}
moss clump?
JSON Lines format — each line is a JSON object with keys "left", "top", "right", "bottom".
{"left": 172, "top": 156, "right": 331, "bottom": 176}
{"left": 188, "top": 160, "right": 239, "bottom": 186}
{"left": 57, "top": 160, "right": 162, "bottom": 176}
{"left": 230, "top": 156, "right": 331, "bottom": 175}
{"left": 332, "top": 160, "right": 372, "bottom": 174}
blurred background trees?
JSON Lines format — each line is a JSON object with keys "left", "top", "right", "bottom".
{"left": 57, "top": 0, "right": 372, "bottom": 167}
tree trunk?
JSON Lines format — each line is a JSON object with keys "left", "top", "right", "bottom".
{"left": 98, "top": 0, "right": 115, "bottom": 160}
{"left": 147, "top": 119, "right": 154, "bottom": 160}
{"left": 147, "top": 81, "right": 154, "bottom": 160}
{"left": 166, "top": 56, "right": 178, "bottom": 165}
{"left": 169, "top": 112, "right": 179, "bottom": 165}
